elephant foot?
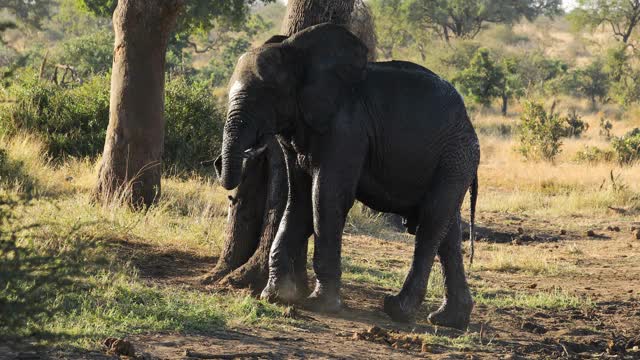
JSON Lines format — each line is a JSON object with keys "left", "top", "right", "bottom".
{"left": 303, "top": 282, "right": 341, "bottom": 313}
{"left": 427, "top": 298, "right": 473, "bottom": 330}
{"left": 260, "top": 275, "right": 299, "bottom": 304}
{"left": 383, "top": 294, "right": 415, "bottom": 323}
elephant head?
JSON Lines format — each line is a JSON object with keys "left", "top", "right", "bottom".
{"left": 216, "top": 23, "right": 368, "bottom": 190}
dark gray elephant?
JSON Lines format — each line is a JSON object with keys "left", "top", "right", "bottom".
{"left": 216, "top": 23, "right": 480, "bottom": 330}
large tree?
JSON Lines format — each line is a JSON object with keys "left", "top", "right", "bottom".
{"left": 569, "top": 0, "right": 640, "bottom": 45}
{"left": 407, "top": 0, "right": 562, "bottom": 42}
{"left": 91, "top": 0, "right": 264, "bottom": 207}
{"left": 202, "top": 0, "right": 378, "bottom": 292}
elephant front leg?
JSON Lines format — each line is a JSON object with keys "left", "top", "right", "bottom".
{"left": 260, "top": 166, "right": 313, "bottom": 304}
{"left": 304, "top": 170, "right": 359, "bottom": 313}
{"left": 427, "top": 212, "right": 473, "bottom": 330}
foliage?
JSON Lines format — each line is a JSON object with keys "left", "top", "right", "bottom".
{"left": 453, "top": 48, "right": 525, "bottom": 114}
{"left": 573, "top": 145, "right": 615, "bottom": 163}
{"left": 454, "top": 48, "right": 505, "bottom": 107}
{"left": 197, "top": 14, "right": 272, "bottom": 86}
{"left": 53, "top": 30, "right": 114, "bottom": 76}
{"left": 406, "top": 0, "right": 562, "bottom": 41}
{"left": 563, "top": 60, "right": 610, "bottom": 109}
{"left": 612, "top": 128, "right": 640, "bottom": 164}
{"left": 599, "top": 117, "right": 613, "bottom": 139}
{"left": 0, "top": 0, "right": 55, "bottom": 29}
{"left": 0, "top": 70, "right": 111, "bottom": 158}
{"left": 499, "top": 56, "right": 526, "bottom": 115}
{"left": 369, "top": 0, "right": 412, "bottom": 59}
{"left": 0, "top": 71, "right": 224, "bottom": 169}
{"left": 516, "top": 101, "right": 565, "bottom": 161}
{"left": 164, "top": 76, "right": 224, "bottom": 169}
{"left": 562, "top": 109, "right": 589, "bottom": 137}
{"left": 569, "top": 0, "right": 640, "bottom": 44}
{"left": 604, "top": 45, "right": 640, "bottom": 106}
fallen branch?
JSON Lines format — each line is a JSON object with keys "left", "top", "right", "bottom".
{"left": 184, "top": 349, "right": 274, "bottom": 359}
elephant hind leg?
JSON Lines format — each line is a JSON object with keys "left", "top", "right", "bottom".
{"left": 427, "top": 211, "right": 473, "bottom": 330}
{"left": 383, "top": 177, "right": 470, "bottom": 323}
{"left": 383, "top": 137, "right": 478, "bottom": 324}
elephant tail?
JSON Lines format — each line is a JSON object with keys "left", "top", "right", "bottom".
{"left": 469, "top": 174, "right": 478, "bottom": 268}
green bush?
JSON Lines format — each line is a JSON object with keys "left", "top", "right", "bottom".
{"left": 53, "top": 30, "right": 114, "bottom": 76}
{"left": 0, "top": 70, "right": 111, "bottom": 157}
{"left": 562, "top": 109, "right": 588, "bottom": 138}
{"left": 516, "top": 101, "right": 565, "bottom": 161}
{"left": 573, "top": 145, "right": 614, "bottom": 164}
{"left": 599, "top": 118, "right": 613, "bottom": 139}
{"left": 612, "top": 128, "right": 640, "bottom": 165}
{"left": 0, "top": 71, "right": 224, "bottom": 170}
{"left": 164, "top": 77, "right": 224, "bottom": 169}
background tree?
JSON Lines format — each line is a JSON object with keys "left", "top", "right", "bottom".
{"left": 565, "top": 60, "right": 610, "bottom": 109}
{"left": 369, "top": 0, "right": 411, "bottom": 59}
{"left": 90, "top": 0, "right": 267, "bottom": 207}
{"left": 406, "top": 0, "right": 562, "bottom": 42}
{"left": 454, "top": 48, "right": 505, "bottom": 108}
{"left": 569, "top": 0, "right": 640, "bottom": 45}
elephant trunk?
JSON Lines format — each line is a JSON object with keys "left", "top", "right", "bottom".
{"left": 219, "top": 94, "right": 262, "bottom": 190}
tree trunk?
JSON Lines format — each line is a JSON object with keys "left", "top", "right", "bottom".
{"left": 95, "top": 0, "right": 183, "bottom": 207}
{"left": 501, "top": 95, "right": 508, "bottom": 116}
{"left": 281, "top": 0, "right": 355, "bottom": 35}
{"left": 205, "top": 0, "right": 377, "bottom": 291}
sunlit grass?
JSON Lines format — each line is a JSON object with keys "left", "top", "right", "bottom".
{"left": 475, "top": 288, "right": 594, "bottom": 310}
{"left": 477, "top": 246, "right": 569, "bottom": 275}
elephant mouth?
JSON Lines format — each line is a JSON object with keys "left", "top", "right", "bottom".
{"left": 242, "top": 142, "right": 268, "bottom": 159}
{"left": 214, "top": 141, "right": 269, "bottom": 181}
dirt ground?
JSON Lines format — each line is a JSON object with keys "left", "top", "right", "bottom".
{"left": 5, "top": 212, "right": 640, "bottom": 360}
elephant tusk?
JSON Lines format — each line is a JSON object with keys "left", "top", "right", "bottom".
{"left": 242, "top": 143, "right": 268, "bottom": 159}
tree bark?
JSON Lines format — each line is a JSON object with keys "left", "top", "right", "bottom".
{"left": 95, "top": 0, "right": 183, "bottom": 207}
{"left": 205, "top": 0, "right": 377, "bottom": 291}
{"left": 281, "top": 0, "right": 355, "bottom": 35}
{"left": 501, "top": 95, "right": 508, "bottom": 117}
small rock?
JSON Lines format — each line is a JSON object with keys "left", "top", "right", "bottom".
{"left": 586, "top": 230, "right": 596, "bottom": 237}
{"left": 367, "top": 325, "right": 381, "bottom": 335}
{"left": 103, "top": 338, "right": 135, "bottom": 357}
{"left": 282, "top": 306, "right": 298, "bottom": 319}
{"left": 528, "top": 283, "right": 538, "bottom": 289}
{"left": 521, "top": 321, "right": 547, "bottom": 334}
{"left": 559, "top": 229, "right": 567, "bottom": 235}
{"left": 517, "top": 227, "right": 524, "bottom": 234}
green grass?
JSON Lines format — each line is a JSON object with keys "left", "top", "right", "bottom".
{"left": 0, "top": 135, "right": 290, "bottom": 350}
{"left": 475, "top": 288, "right": 594, "bottom": 310}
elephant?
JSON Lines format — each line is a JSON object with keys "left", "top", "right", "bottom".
{"left": 216, "top": 23, "right": 480, "bottom": 330}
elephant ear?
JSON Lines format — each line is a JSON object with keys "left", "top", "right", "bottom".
{"left": 283, "top": 23, "right": 368, "bottom": 133}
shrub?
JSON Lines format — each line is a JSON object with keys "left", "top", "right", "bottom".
{"left": 573, "top": 145, "right": 614, "bottom": 164}
{"left": 562, "top": 109, "right": 588, "bottom": 138}
{"left": 53, "top": 30, "right": 114, "bottom": 76}
{"left": 0, "top": 70, "right": 111, "bottom": 158}
{"left": 612, "top": 128, "right": 640, "bottom": 165}
{"left": 164, "top": 76, "right": 224, "bottom": 169}
{"left": 516, "top": 101, "right": 565, "bottom": 161}
{"left": 0, "top": 71, "right": 224, "bottom": 170}
{"left": 599, "top": 118, "right": 613, "bottom": 139}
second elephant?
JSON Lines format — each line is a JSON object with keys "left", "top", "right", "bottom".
{"left": 216, "top": 23, "right": 480, "bottom": 330}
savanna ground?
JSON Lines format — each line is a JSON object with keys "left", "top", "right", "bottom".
{"left": 2, "top": 94, "right": 640, "bottom": 359}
